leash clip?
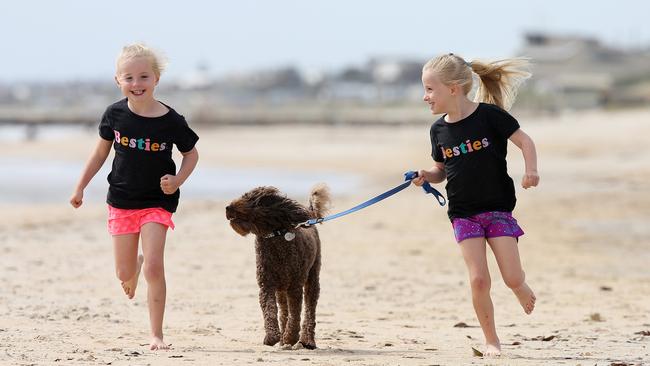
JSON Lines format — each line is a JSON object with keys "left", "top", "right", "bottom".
{"left": 295, "top": 217, "right": 324, "bottom": 229}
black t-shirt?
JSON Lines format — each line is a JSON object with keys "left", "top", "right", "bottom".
{"left": 430, "top": 103, "right": 520, "bottom": 220}
{"left": 99, "top": 98, "right": 199, "bottom": 213}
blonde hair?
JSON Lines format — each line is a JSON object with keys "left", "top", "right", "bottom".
{"left": 423, "top": 53, "right": 531, "bottom": 111}
{"left": 116, "top": 43, "right": 167, "bottom": 78}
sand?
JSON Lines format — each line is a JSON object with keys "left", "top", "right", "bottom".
{"left": 1, "top": 107, "right": 649, "bottom": 365}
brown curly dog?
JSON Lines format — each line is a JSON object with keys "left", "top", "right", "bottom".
{"left": 226, "top": 184, "right": 330, "bottom": 349}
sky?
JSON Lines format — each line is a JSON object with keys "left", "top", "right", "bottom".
{"left": 1, "top": 0, "right": 649, "bottom": 82}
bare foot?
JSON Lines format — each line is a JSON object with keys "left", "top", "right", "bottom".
{"left": 150, "top": 336, "right": 169, "bottom": 350}
{"left": 121, "top": 255, "right": 143, "bottom": 299}
{"left": 484, "top": 342, "right": 501, "bottom": 357}
{"left": 513, "top": 283, "right": 536, "bottom": 314}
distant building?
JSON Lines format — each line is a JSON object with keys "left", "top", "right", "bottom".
{"left": 319, "top": 57, "right": 423, "bottom": 103}
{"left": 518, "top": 32, "right": 650, "bottom": 110}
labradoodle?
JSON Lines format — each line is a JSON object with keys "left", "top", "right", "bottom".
{"left": 225, "top": 184, "right": 330, "bottom": 349}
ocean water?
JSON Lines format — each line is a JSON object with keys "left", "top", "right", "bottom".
{"left": 0, "top": 125, "right": 362, "bottom": 205}
{"left": 0, "top": 124, "right": 95, "bottom": 142}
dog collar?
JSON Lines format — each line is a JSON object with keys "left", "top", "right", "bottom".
{"left": 262, "top": 230, "right": 296, "bottom": 241}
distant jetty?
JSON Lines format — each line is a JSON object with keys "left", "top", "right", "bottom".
{"left": 0, "top": 107, "right": 96, "bottom": 126}
{"left": 0, "top": 103, "right": 435, "bottom": 127}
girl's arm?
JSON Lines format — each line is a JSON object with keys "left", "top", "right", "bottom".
{"left": 160, "top": 147, "right": 199, "bottom": 195}
{"left": 509, "top": 129, "right": 539, "bottom": 189}
{"left": 70, "top": 138, "right": 113, "bottom": 208}
{"left": 413, "top": 161, "right": 446, "bottom": 186}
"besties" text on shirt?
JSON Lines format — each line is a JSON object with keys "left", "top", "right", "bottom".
{"left": 440, "top": 138, "right": 489, "bottom": 159}
{"left": 113, "top": 130, "right": 168, "bottom": 152}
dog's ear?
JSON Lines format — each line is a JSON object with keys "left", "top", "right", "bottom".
{"left": 251, "top": 195, "right": 312, "bottom": 231}
{"left": 257, "top": 194, "right": 278, "bottom": 207}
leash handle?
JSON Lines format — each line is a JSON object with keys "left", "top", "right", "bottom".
{"left": 404, "top": 170, "right": 446, "bottom": 206}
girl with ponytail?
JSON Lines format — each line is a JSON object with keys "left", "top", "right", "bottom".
{"left": 413, "top": 53, "right": 539, "bottom": 357}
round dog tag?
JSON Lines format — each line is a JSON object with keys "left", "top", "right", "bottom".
{"left": 284, "top": 232, "right": 296, "bottom": 241}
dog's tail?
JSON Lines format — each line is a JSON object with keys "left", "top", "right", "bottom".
{"left": 309, "top": 183, "right": 331, "bottom": 218}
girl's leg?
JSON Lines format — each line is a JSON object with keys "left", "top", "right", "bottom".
{"left": 113, "top": 233, "right": 143, "bottom": 299}
{"left": 459, "top": 237, "right": 501, "bottom": 356}
{"left": 140, "top": 222, "right": 169, "bottom": 350}
{"left": 487, "top": 236, "right": 536, "bottom": 314}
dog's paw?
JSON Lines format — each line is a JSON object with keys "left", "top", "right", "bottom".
{"left": 299, "top": 341, "right": 317, "bottom": 350}
{"left": 263, "top": 333, "right": 280, "bottom": 347}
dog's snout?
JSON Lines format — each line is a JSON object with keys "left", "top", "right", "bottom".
{"left": 226, "top": 205, "right": 233, "bottom": 219}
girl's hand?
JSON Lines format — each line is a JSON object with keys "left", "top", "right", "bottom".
{"left": 70, "top": 190, "right": 83, "bottom": 208}
{"left": 412, "top": 169, "right": 426, "bottom": 186}
{"left": 522, "top": 171, "right": 539, "bottom": 189}
{"left": 160, "top": 174, "right": 180, "bottom": 194}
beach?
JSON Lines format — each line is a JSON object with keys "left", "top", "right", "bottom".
{"left": 1, "top": 108, "right": 649, "bottom": 365}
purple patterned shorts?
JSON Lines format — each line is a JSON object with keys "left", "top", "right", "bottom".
{"left": 451, "top": 211, "right": 524, "bottom": 243}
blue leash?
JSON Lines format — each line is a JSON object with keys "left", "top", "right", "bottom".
{"left": 296, "top": 170, "right": 446, "bottom": 228}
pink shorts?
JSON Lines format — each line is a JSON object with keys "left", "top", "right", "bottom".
{"left": 107, "top": 205, "right": 175, "bottom": 235}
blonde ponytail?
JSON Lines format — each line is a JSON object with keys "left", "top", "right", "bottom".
{"left": 423, "top": 54, "right": 531, "bottom": 111}
{"left": 470, "top": 58, "right": 531, "bottom": 111}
